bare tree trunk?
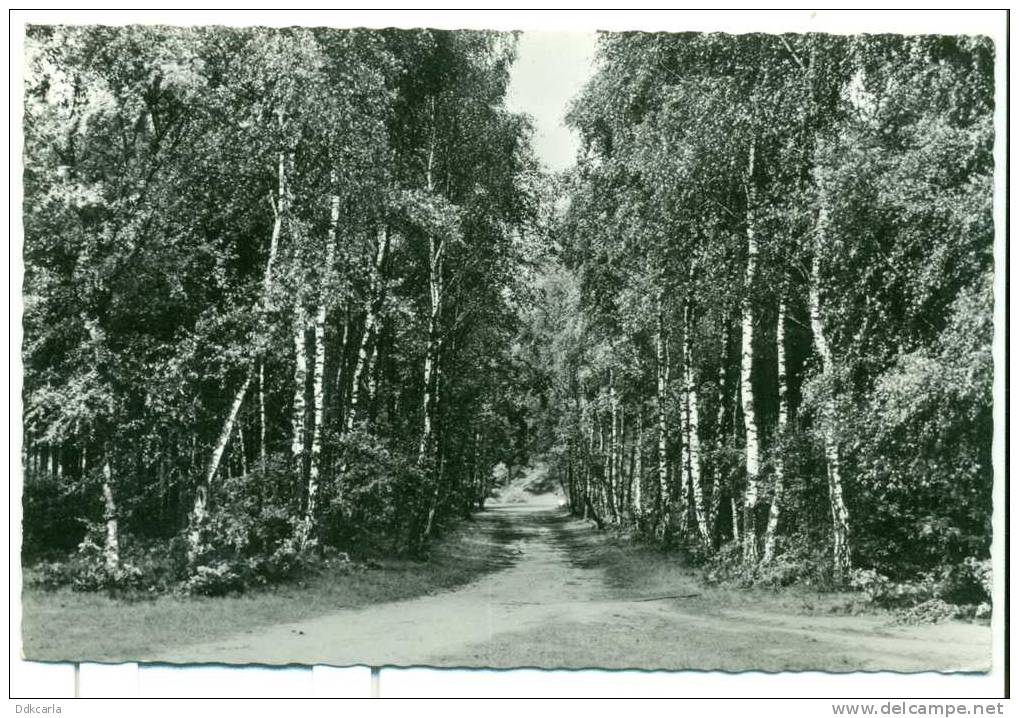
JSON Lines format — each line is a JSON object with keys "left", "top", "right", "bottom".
{"left": 101, "top": 455, "right": 119, "bottom": 573}
{"left": 709, "top": 324, "right": 727, "bottom": 539}
{"left": 305, "top": 184, "right": 340, "bottom": 533}
{"left": 683, "top": 295, "right": 709, "bottom": 545}
{"left": 418, "top": 303, "right": 440, "bottom": 465}
{"left": 237, "top": 424, "right": 248, "bottom": 476}
{"left": 656, "top": 300, "right": 670, "bottom": 527}
{"left": 205, "top": 370, "right": 253, "bottom": 492}
{"left": 332, "top": 306, "right": 351, "bottom": 426}
{"left": 194, "top": 148, "right": 285, "bottom": 527}
{"left": 418, "top": 109, "right": 442, "bottom": 468}
{"left": 292, "top": 308, "right": 309, "bottom": 481}
{"left": 348, "top": 227, "right": 390, "bottom": 430}
{"left": 811, "top": 207, "right": 852, "bottom": 582}
{"left": 259, "top": 361, "right": 267, "bottom": 470}
{"left": 741, "top": 142, "right": 761, "bottom": 563}
{"left": 763, "top": 299, "right": 788, "bottom": 563}
{"left": 633, "top": 406, "right": 644, "bottom": 520}
{"left": 607, "top": 368, "right": 619, "bottom": 523}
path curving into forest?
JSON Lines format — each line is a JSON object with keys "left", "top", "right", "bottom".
{"left": 155, "top": 467, "right": 990, "bottom": 671}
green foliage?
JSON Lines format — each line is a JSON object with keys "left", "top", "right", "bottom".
{"left": 543, "top": 30, "right": 994, "bottom": 604}
{"left": 840, "top": 277, "right": 993, "bottom": 576}
{"left": 704, "top": 538, "right": 833, "bottom": 589}
{"left": 70, "top": 523, "right": 143, "bottom": 593}
{"left": 849, "top": 556, "right": 991, "bottom": 610}
{"left": 22, "top": 24, "right": 536, "bottom": 592}
{"left": 182, "top": 463, "right": 315, "bottom": 594}
{"left": 315, "top": 426, "right": 429, "bottom": 553}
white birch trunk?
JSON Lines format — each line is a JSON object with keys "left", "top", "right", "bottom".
{"left": 418, "top": 111, "right": 442, "bottom": 467}
{"left": 365, "top": 340, "right": 380, "bottom": 410}
{"left": 348, "top": 227, "right": 390, "bottom": 430}
{"left": 656, "top": 302, "right": 670, "bottom": 521}
{"left": 418, "top": 304, "right": 439, "bottom": 465}
{"left": 205, "top": 370, "right": 253, "bottom": 491}
{"left": 683, "top": 298, "right": 708, "bottom": 544}
{"left": 101, "top": 456, "right": 119, "bottom": 573}
{"left": 608, "top": 368, "right": 619, "bottom": 523}
{"left": 633, "top": 407, "right": 644, "bottom": 519}
{"left": 237, "top": 424, "right": 248, "bottom": 476}
{"left": 763, "top": 299, "right": 788, "bottom": 563}
{"left": 306, "top": 184, "right": 339, "bottom": 528}
{"left": 291, "top": 307, "right": 309, "bottom": 480}
{"left": 709, "top": 326, "right": 727, "bottom": 538}
{"left": 194, "top": 147, "right": 285, "bottom": 526}
{"left": 259, "top": 361, "right": 267, "bottom": 470}
{"left": 741, "top": 142, "right": 761, "bottom": 563}
{"left": 811, "top": 207, "right": 852, "bottom": 582}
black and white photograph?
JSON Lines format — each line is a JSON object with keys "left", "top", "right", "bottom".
{"left": 13, "top": 9, "right": 1005, "bottom": 683}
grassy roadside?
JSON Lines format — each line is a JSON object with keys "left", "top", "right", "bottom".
{"left": 558, "top": 521, "right": 874, "bottom": 617}
{"left": 21, "top": 515, "right": 514, "bottom": 663}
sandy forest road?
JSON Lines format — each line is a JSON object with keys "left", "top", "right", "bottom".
{"left": 156, "top": 483, "right": 990, "bottom": 671}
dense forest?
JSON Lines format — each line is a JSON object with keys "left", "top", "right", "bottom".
{"left": 22, "top": 27, "right": 995, "bottom": 611}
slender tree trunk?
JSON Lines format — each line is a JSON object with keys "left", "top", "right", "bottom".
{"left": 348, "top": 227, "right": 390, "bottom": 430}
{"left": 194, "top": 148, "right": 285, "bottom": 525}
{"left": 418, "top": 110, "right": 442, "bottom": 467}
{"left": 763, "top": 299, "right": 788, "bottom": 563}
{"left": 607, "top": 369, "right": 619, "bottom": 523}
{"left": 709, "top": 324, "right": 728, "bottom": 539}
{"left": 683, "top": 295, "right": 708, "bottom": 544}
{"left": 334, "top": 305, "right": 351, "bottom": 427}
{"left": 741, "top": 142, "right": 761, "bottom": 563}
{"left": 305, "top": 184, "right": 340, "bottom": 531}
{"left": 418, "top": 311, "right": 439, "bottom": 465}
{"left": 633, "top": 407, "right": 644, "bottom": 520}
{"left": 656, "top": 300, "right": 670, "bottom": 527}
{"left": 205, "top": 370, "right": 253, "bottom": 493}
{"left": 259, "top": 361, "right": 267, "bottom": 470}
{"left": 292, "top": 308, "right": 309, "bottom": 481}
{"left": 101, "top": 454, "right": 119, "bottom": 573}
{"left": 811, "top": 207, "right": 852, "bottom": 582}
{"left": 366, "top": 339, "right": 380, "bottom": 411}
{"left": 237, "top": 424, "right": 248, "bottom": 476}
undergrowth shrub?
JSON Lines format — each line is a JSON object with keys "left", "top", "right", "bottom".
{"left": 181, "top": 462, "right": 316, "bottom": 596}
{"left": 315, "top": 426, "right": 428, "bottom": 554}
{"left": 703, "top": 538, "right": 833, "bottom": 589}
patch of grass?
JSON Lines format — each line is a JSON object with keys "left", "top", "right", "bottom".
{"left": 553, "top": 522, "right": 871, "bottom": 617}
{"left": 21, "top": 517, "right": 513, "bottom": 663}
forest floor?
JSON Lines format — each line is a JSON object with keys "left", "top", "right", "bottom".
{"left": 151, "top": 465, "right": 988, "bottom": 671}
{"left": 23, "top": 464, "right": 991, "bottom": 671}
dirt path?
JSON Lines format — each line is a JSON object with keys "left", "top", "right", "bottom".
{"left": 155, "top": 481, "right": 991, "bottom": 671}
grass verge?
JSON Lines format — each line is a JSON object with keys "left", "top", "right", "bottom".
{"left": 21, "top": 516, "right": 514, "bottom": 663}
{"left": 555, "top": 521, "right": 872, "bottom": 616}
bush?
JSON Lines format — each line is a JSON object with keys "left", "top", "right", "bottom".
{"left": 840, "top": 280, "right": 993, "bottom": 578}
{"left": 179, "top": 459, "right": 318, "bottom": 595}
{"left": 180, "top": 560, "right": 244, "bottom": 597}
{"left": 23, "top": 559, "right": 77, "bottom": 590}
{"left": 69, "top": 522, "right": 144, "bottom": 593}
{"left": 849, "top": 557, "right": 991, "bottom": 613}
{"left": 315, "top": 426, "right": 429, "bottom": 553}
{"left": 894, "top": 598, "right": 958, "bottom": 625}
{"left": 704, "top": 538, "right": 832, "bottom": 589}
